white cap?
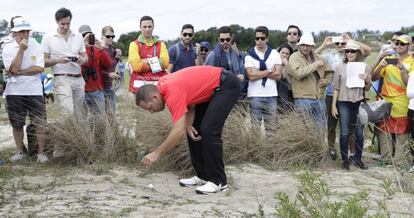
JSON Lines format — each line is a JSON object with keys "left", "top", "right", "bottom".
{"left": 345, "top": 40, "right": 361, "bottom": 51}
{"left": 11, "top": 17, "right": 31, "bottom": 32}
{"left": 297, "top": 32, "right": 315, "bottom": 46}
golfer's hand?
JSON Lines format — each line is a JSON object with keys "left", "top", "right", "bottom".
{"left": 186, "top": 126, "right": 202, "bottom": 141}
{"left": 141, "top": 151, "right": 160, "bottom": 166}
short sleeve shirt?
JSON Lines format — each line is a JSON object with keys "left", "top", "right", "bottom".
{"left": 2, "top": 38, "right": 44, "bottom": 96}
{"left": 168, "top": 42, "right": 196, "bottom": 73}
{"left": 158, "top": 66, "right": 221, "bottom": 123}
{"left": 41, "top": 30, "right": 85, "bottom": 75}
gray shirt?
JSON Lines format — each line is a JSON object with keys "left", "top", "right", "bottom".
{"left": 333, "top": 62, "right": 370, "bottom": 103}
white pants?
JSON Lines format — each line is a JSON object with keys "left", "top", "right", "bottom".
{"left": 54, "top": 76, "right": 85, "bottom": 114}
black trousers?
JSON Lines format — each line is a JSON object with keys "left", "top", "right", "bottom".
{"left": 186, "top": 71, "right": 240, "bottom": 186}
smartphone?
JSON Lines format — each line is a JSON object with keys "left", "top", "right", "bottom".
{"left": 332, "top": 36, "right": 343, "bottom": 43}
{"left": 385, "top": 58, "right": 397, "bottom": 65}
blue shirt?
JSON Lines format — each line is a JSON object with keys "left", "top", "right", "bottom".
{"left": 168, "top": 42, "right": 196, "bottom": 73}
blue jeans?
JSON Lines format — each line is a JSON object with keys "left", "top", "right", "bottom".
{"left": 294, "top": 98, "right": 326, "bottom": 129}
{"left": 249, "top": 96, "right": 277, "bottom": 131}
{"left": 104, "top": 88, "right": 116, "bottom": 114}
{"left": 84, "top": 91, "right": 105, "bottom": 114}
{"left": 337, "top": 101, "right": 364, "bottom": 162}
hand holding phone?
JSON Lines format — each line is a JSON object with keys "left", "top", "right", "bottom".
{"left": 385, "top": 58, "right": 397, "bottom": 65}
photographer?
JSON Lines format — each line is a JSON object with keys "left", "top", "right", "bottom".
{"left": 78, "top": 25, "right": 111, "bottom": 114}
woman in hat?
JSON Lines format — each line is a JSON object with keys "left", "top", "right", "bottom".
{"left": 331, "top": 40, "right": 371, "bottom": 170}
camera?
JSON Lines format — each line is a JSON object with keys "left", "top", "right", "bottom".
{"left": 385, "top": 58, "right": 397, "bottom": 65}
{"left": 83, "top": 66, "right": 97, "bottom": 81}
{"left": 67, "top": 56, "right": 78, "bottom": 62}
{"left": 88, "top": 33, "right": 95, "bottom": 45}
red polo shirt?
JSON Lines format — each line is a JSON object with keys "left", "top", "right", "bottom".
{"left": 158, "top": 66, "right": 222, "bottom": 123}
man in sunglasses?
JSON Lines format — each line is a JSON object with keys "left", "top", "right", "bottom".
{"left": 315, "top": 34, "right": 371, "bottom": 161}
{"left": 286, "top": 25, "right": 301, "bottom": 52}
{"left": 371, "top": 34, "right": 414, "bottom": 166}
{"left": 41, "top": 8, "right": 88, "bottom": 114}
{"left": 166, "top": 24, "right": 196, "bottom": 73}
{"left": 205, "top": 26, "right": 245, "bottom": 98}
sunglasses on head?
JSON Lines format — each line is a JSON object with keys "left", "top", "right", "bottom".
{"left": 105, "top": 35, "right": 115, "bottom": 39}
{"left": 394, "top": 41, "right": 408, "bottom": 46}
{"left": 255, "top": 37, "right": 266, "bottom": 41}
{"left": 345, "top": 49, "right": 358, "bottom": 54}
{"left": 182, "top": 32, "right": 193, "bottom": 37}
{"left": 335, "top": 42, "right": 346, "bottom": 46}
{"left": 219, "top": 37, "right": 231, "bottom": 43}
{"left": 200, "top": 48, "right": 209, "bottom": 52}
{"left": 288, "top": 32, "right": 298, "bottom": 36}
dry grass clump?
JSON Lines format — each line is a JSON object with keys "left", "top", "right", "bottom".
{"left": 45, "top": 94, "right": 327, "bottom": 173}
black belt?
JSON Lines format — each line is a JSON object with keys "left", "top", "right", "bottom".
{"left": 54, "top": 73, "right": 82, "bottom": 78}
{"left": 220, "top": 70, "right": 229, "bottom": 85}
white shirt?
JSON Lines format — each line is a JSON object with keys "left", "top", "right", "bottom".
{"left": 41, "top": 30, "right": 85, "bottom": 75}
{"left": 2, "top": 37, "right": 44, "bottom": 96}
{"left": 407, "top": 72, "right": 414, "bottom": 110}
{"left": 244, "top": 47, "right": 282, "bottom": 97}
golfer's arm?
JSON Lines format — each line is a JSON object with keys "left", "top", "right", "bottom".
{"left": 185, "top": 106, "right": 195, "bottom": 127}
{"left": 154, "top": 115, "right": 186, "bottom": 156}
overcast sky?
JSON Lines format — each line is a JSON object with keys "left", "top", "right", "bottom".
{"left": 0, "top": 0, "right": 411, "bottom": 40}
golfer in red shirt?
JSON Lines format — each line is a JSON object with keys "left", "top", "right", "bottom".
{"left": 136, "top": 66, "right": 240, "bottom": 194}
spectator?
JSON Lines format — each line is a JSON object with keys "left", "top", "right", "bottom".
{"left": 316, "top": 34, "right": 371, "bottom": 160}
{"left": 1, "top": 17, "right": 48, "bottom": 163}
{"left": 101, "top": 25, "right": 121, "bottom": 116}
{"left": 371, "top": 34, "right": 414, "bottom": 166}
{"left": 205, "top": 26, "right": 245, "bottom": 98}
{"left": 286, "top": 25, "right": 301, "bottom": 52}
{"left": 195, "top": 41, "right": 210, "bottom": 66}
{"left": 166, "top": 24, "right": 196, "bottom": 73}
{"left": 78, "top": 25, "right": 112, "bottom": 114}
{"left": 288, "top": 32, "right": 332, "bottom": 128}
{"left": 331, "top": 40, "right": 371, "bottom": 170}
{"left": 128, "top": 16, "right": 169, "bottom": 93}
{"left": 276, "top": 43, "right": 294, "bottom": 112}
{"left": 137, "top": 66, "right": 240, "bottom": 194}
{"left": 245, "top": 26, "right": 282, "bottom": 130}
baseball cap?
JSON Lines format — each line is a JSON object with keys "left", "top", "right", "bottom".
{"left": 345, "top": 40, "right": 361, "bottom": 51}
{"left": 396, "top": 35, "right": 412, "bottom": 44}
{"left": 11, "top": 17, "right": 32, "bottom": 32}
{"left": 78, "top": 25, "right": 92, "bottom": 35}
{"left": 200, "top": 41, "right": 211, "bottom": 50}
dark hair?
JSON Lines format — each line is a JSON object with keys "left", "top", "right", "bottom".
{"left": 135, "top": 84, "right": 158, "bottom": 105}
{"left": 140, "top": 16, "right": 154, "bottom": 26}
{"left": 392, "top": 31, "right": 404, "bottom": 37}
{"left": 10, "top": 16, "right": 22, "bottom": 28}
{"left": 181, "top": 24, "right": 194, "bottom": 33}
{"left": 287, "top": 25, "right": 301, "bottom": 36}
{"left": 277, "top": 43, "right": 293, "bottom": 55}
{"left": 343, "top": 50, "right": 363, "bottom": 63}
{"left": 55, "top": 7, "right": 72, "bottom": 22}
{"left": 255, "top": 26, "right": 269, "bottom": 37}
{"left": 218, "top": 26, "right": 231, "bottom": 36}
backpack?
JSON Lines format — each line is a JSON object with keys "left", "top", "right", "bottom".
{"left": 358, "top": 84, "right": 392, "bottom": 125}
{"left": 172, "top": 43, "right": 196, "bottom": 64}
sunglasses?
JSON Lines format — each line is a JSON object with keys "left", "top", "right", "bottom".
{"left": 394, "top": 41, "right": 408, "bottom": 46}
{"left": 255, "top": 37, "right": 266, "bottom": 41}
{"left": 345, "top": 49, "right": 358, "bottom": 54}
{"left": 200, "top": 48, "right": 209, "bottom": 52}
{"left": 219, "top": 37, "right": 231, "bottom": 43}
{"left": 105, "top": 35, "right": 115, "bottom": 39}
{"left": 288, "top": 32, "right": 298, "bottom": 36}
{"left": 335, "top": 42, "right": 346, "bottom": 46}
{"left": 182, "top": 32, "right": 193, "bottom": 37}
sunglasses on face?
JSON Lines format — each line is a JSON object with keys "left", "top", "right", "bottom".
{"left": 335, "top": 42, "right": 346, "bottom": 46}
{"left": 345, "top": 49, "right": 358, "bottom": 54}
{"left": 182, "top": 32, "right": 193, "bottom": 37}
{"left": 105, "top": 35, "right": 115, "bottom": 39}
{"left": 200, "top": 48, "right": 209, "bottom": 53}
{"left": 255, "top": 37, "right": 266, "bottom": 41}
{"left": 219, "top": 38, "right": 231, "bottom": 43}
{"left": 288, "top": 32, "right": 298, "bottom": 36}
{"left": 394, "top": 41, "right": 408, "bottom": 46}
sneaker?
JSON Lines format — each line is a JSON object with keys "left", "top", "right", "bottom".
{"left": 195, "top": 181, "right": 228, "bottom": 194}
{"left": 37, "top": 153, "right": 49, "bottom": 163}
{"left": 9, "top": 152, "right": 25, "bottom": 162}
{"left": 329, "top": 148, "right": 337, "bottom": 160}
{"left": 179, "top": 176, "right": 207, "bottom": 187}
{"left": 348, "top": 154, "right": 354, "bottom": 163}
{"left": 409, "top": 166, "right": 414, "bottom": 173}
{"left": 341, "top": 160, "right": 350, "bottom": 170}
{"left": 372, "top": 153, "right": 382, "bottom": 161}
{"left": 353, "top": 161, "right": 368, "bottom": 170}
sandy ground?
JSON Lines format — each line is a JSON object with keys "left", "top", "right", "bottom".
{"left": 1, "top": 104, "right": 414, "bottom": 217}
